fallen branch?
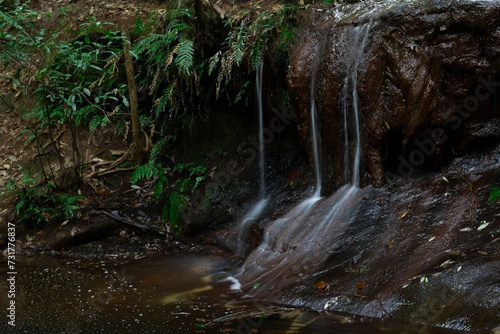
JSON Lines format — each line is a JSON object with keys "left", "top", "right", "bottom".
{"left": 87, "top": 209, "right": 170, "bottom": 239}
{"left": 86, "top": 151, "right": 132, "bottom": 178}
{"left": 90, "top": 166, "right": 136, "bottom": 178}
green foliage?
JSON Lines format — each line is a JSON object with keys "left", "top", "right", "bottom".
{"left": 489, "top": 185, "right": 500, "bottom": 202}
{"left": 132, "top": 154, "right": 207, "bottom": 229}
{"left": 1, "top": 5, "right": 127, "bottom": 185}
{"left": 1, "top": 1, "right": 300, "bottom": 231}
{"left": 131, "top": 162, "right": 168, "bottom": 199}
{"left": 4, "top": 173, "right": 82, "bottom": 225}
{"left": 167, "top": 191, "right": 185, "bottom": 229}
{"left": 209, "top": 4, "right": 298, "bottom": 98}
{"left": 134, "top": 6, "right": 198, "bottom": 121}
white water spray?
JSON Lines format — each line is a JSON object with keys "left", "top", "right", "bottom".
{"left": 236, "top": 63, "right": 268, "bottom": 255}
{"left": 342, "top": 22, "right": 372, "bottom": 186}
{"left": 237, "top": 23, "right": 373, "bottom": 294}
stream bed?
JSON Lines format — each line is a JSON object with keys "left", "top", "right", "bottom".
{"left": 0, "top": 254, "right": 476, "bottom": 334}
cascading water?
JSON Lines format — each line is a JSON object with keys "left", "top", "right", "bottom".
{"left": 342, "top": 23, "right": 371, "bottom": 187}
{"left": 310, "top": 59, "right": 323, "bottom": 198}
{"left": 236, "top": 63, "right": 268, "bottom": 256}
{"left": 236, "top": 22, "right": 373, "bottom": 295}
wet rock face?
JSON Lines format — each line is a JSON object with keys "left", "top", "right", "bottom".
{"left": 288, "top": 0, "right": 500, "bottom": 194}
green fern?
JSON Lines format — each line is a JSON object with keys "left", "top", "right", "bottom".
{"left": 153, "top": 84, "right": 174, "bottom": 118}
{"left": 489, "top": 185, "right": 500, "bottom": 201}
{"left": 175, "top": 39, "right": 194, "bottom": 75}
{"left": 168, "top": 191, "right": 186, "bottom": 229}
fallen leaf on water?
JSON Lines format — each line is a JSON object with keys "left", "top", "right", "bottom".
{"left": 387, "top": 239, "right": 394, "bottom": 249}
{"left": 384, "top": 120, "right": 390, "bottom": 129}
{"left": 457, "top": 266, "right": 462, "bottom": 272}
{"left": 459, "top": 227, "right": 472, "bottom": 232}
{"left": 356, "top": 281, "right": 366, "bottom": 289}
{"left": 428, "top": 236, "right": 436, "bottom": 242}
{"left": 399, "top": 210, "right": 409, "bottom": 218}
{"left": 442, "top": 176, "right": 449, "bottom": 183}
{"left": 478, "top": 251, "right": 488, "bottom": 255}
{"left": 477, "top": 221, "right": 489, "bottom": 231}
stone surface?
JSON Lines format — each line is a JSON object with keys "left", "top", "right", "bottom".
{"left": 237, "top": 1, "right": 500, "bottom": 331}
{"left": 288, "top": 0, "right": 500, "bottom": 194}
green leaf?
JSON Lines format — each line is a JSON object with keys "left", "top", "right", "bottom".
{"left": 122, "top": 96, "right": 129, "bottom": 108}
{"left": 175, "top": 39, "right": 194, "bottom": 75}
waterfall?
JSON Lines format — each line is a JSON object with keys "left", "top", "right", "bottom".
{"left": 236, "top": 22, "right": 373, "bottom": 295}
{"left": 342, "top": 22, "right": 371, "bottom": 186}
{"left": 310, "top": 68, "right": 322, "bottom": 198}
{"left": 236, "top": 63, "right": 268, "bottom": 256}
{"left": 256, "top": 62, "right": 266, "bottom": 198}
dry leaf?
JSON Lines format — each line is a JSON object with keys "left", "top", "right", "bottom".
{"left": 315, "top": 281, "right": 329, "bottom": 290}
{"left": 356, "top": 281, "right": 366, "bottom": 289}
{"left": 399, "top": 210, "right": 409, "bottom": 218}
{"left": 447, "top": 249, "right": 461, "bottom": 256}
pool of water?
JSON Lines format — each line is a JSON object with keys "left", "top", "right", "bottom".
{"left": 0, "top": 254, "right": 472, "bottom": 334}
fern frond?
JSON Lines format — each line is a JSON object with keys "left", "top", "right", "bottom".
{"left": 150, "top": 137, "right": 169, "bottom": 162}
{"left": 164, "top": 44, "right": 179, "bottom": 71}
{"left": 152, "top": 85, "right": 173, "bottom": 119}
{"left": 208, "top": 51, "right": 221, "bottom": 75}
{"left": 175, "top": 39, "right": 194, "bottom": 75}
{"left": 89, "top": 115, "right": 101, "bottom": 131}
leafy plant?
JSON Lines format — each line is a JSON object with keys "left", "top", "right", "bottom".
{"left": 489, "top": 185, "right": 500, "bottom": 201}
{"left": 134, "top": 7, "right": 197, "bottom": 121}
{"left": 209, "top": 4, "right": 298, "bottom": 99}
{"left": 4, "top": 173, "right": 82, "bottom": 225}
{"left": 1, "top": 5, "right": 127, "bottom": 186}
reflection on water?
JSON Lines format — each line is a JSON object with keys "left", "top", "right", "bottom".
{"left": 0, "top": 255, "right": 469, "bottom": 334}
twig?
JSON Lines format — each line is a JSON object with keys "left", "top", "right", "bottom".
{"left": 90, "top": 166, "right": 136, "bottom": 178}
{"left": 86, "top": 209, "right": 184, "bottom": 243}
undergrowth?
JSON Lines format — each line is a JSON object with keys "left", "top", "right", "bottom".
{"left": 1, "top": 0, "right": 298, "bottom": 229}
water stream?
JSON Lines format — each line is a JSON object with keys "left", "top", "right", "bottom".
{"left": 342, "top": 22, "right": 372, "bottom": 186}
{"left": 237, "top": 22, "right": 373, "bottom": 295}
{"left": 237, "top": 63, "right": 269, "bottom": 256}
{"left": 0, "top": 256, "right": 468, "bottom": 334}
